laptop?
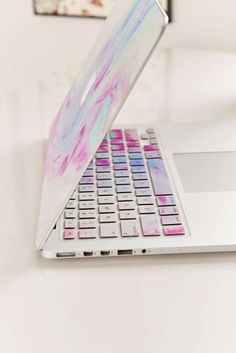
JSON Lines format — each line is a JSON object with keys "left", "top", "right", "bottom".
{"left": 36, "top": 0, "right": 236, "bottom": 259}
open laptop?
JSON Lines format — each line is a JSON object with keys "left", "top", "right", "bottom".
{"left": 36, "top": 0, "right": 236, "bottom": 259}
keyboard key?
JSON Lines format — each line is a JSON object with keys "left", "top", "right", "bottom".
{"left": 97, "top": 145, "right": 109, "bottom": 152}
{"left": 118, "top": 202, "right": 135, "bottom": 210}
{"left": 159, "top": 207, "right": 178, "bottom": 216}
{"left": 135, "top": 189, "right": 152, "bottom": 197}
{"left": 148, "top": 133, "right": 157, "bottom": 139}
{"left": 96, "top": 152, "right": 109, "bottom": 159}
{"left": 83, "top": 169, "right": 94, "bottom": 177}
{"left": 145, "top": 151, "right": 162, "bottom": 159}
{"left": 64, "top": 220, "right": 76, "bottom": 229}
{"left": 87, "top": 162, "right": 94, "bottom": 169}
{"left": 150, "top": 138, "right": 158, "bottom": 145}
{"left": 100, "top": 214, "right": 117, "bottom": 223}
{"left": 161, "top": 216, "right": 182, "bottom": 226}
{"left": 144, "top": 145, "right": 158, "bottom": 151}
{"left": 112, "top": 150, "right": 126, "bottom": 157}
{"left": 79, "top": 177, "right": 94, "bottom": 185}
{"left": 64, "top": 229, "right": 77, "bottom": 240}
{"left": 110, "top": 138, "right": 123, "bottom": 145}
{"left": 79, "top": 219, "right": 96, "bottom": 228}
{"left": 127, "top": 141, "right": 140, "bottom": 147}
{"left": 125, "top": 129, "right": 139, "bottom": 141}
{"left": 146, "top": 128, "right": 155, "bottom": 134}
{"left": 120, "top": 211, "right": 137, "bottom": 220}
{"left": 111, "top": 144, "right": 125, "bottom": 151}
{"left": 79, "top": 193, "right": 95, "bottom": 201}
{"left": 121, "top": 220, "right": 139, "bottom": 237}
{"left": 96, "top": 159, "right": 110, "bottom": 166}
{"left": 79, "top": 228, "right": 97, "bottom": 239}
{"left": 130, "top": 159, "right": 144, "bottom": 166}
{"left": 65, "top": 210, "right": 76, "bottom": 219}
{"left": 100, "top": 223, "right": 119, "bottom": 238}
{"left": 97, "top": 173, "right": 112, "bottom": 180}
{"left": 98, "top": 196, "right": 115, "bottom": 204}
{"left": 128, "top": 147, "right": 142, "bottom": 153}
{"left": 147, "top": 159, "right": 172, "bottom": 196}
{"left": 97, "top": 166, "right": 111, "bottom": 173}
{"left": 99, "top": 204, "right": 116, "bottom": 213}
{"left": 79, "top": 201, "right": 96, "bottom": 209}
{"left": 141, "top": 215, "right": 160, "bottom": 236}
{"left": 66, "top": 200, "right": 77, "bottom": 209}
{"left": 134, "top": 180, "right": 150, "bottom": 188}
{"left": 115, "top": 178, "right": 131, "bottom": 185}
{"left": 70, "top": 191, "right": 77, "bottom": 200}
{"left": 110, "top": 129, "right": 123, "bottom": 139}
{"left": 97, "top": 180, "right": 113, "bottom": 188}
{"left": 129, "top": 153, "right": 143, "bottom": 160}
{"left": 131, "top": 166, "right": 146, "bottom": 173}
{"left": 141, "top": 134, "right": 149, "bottom": 140}
{"left": 132, "top": 173, "right": 148, "bottom": 180}
{"left": 157, "top": 195, "right": 176, "bottom": 207}
{"left": 79, "top": 185, "right": 95, "bottom": 193}
{"left": 137, "top": 197, "right": 154, "bottom": 205}
{"left": 138, "top": 206, "right": 156, "bottom": 214}
{"left": 116, "top": 185, "right": 132, "bottom": 193}
{"left": 79, "top": 210, "right": 96, "bottom": 219}
{"left": 117, "top": 193, "right": 134, "bottom": 202}
{"left": 163, "top": 226, "right": 185, "bottom": 236}
{"left": 114, "top": 170, "right": 129, "bottom": 178}
{"left": 98, "top": 188, "right": 114, "bottom": 196}
{"left": 113, "top": 163, "right": 128, "bottom": 170}
{"left": 112, "top": 157, "right": 127, "bottom": 164}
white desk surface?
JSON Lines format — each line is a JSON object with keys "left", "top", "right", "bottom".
{"left": 1, "top": 47, "right": 236, "bottom": 353}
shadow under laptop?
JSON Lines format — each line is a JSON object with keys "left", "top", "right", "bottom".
{"left": 2, "top": 139, "right": 236, "bottom": 289}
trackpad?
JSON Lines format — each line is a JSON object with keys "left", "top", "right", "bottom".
{"left": 174, "top": 152, "right": 236, "bottom": 192}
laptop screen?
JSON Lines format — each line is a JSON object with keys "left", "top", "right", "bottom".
{"left": 36, "top": 0, "right": 167, "bottom": 248}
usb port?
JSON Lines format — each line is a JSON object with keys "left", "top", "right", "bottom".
{"left": 83, "top": 251, "right": 93, "bottom": 257}
{"left": 56, "top": 252, "right": 76, "bottom": 258}
{"left": 117, "top": 249, "right": 133, "bottom": 256}
{"left": 100, "top": 250, "right": 110, "bottom": 256}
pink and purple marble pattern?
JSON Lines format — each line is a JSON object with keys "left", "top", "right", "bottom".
{"left": 46, "top": 0, "right": 160, "bottom": 179}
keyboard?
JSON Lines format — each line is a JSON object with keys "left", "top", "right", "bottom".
{"left": 62, "top": 128, "right": 186, "bottom": 240}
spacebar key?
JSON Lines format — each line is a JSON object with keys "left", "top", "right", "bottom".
{"left": 147, "top": 159, "right": 173, "bottom": 196}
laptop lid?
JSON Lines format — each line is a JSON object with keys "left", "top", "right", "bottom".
{"left": 36, "top": 0, "right": 168, "bottom": 250}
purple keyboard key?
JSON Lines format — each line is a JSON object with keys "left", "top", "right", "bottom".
{"left": 113, "top": 163, "right": 128, "bottom": 170}
{"left": 112, "top": 150, "right": 126, "bottom": 157}
{"left": 130, "top": 159, "right": 144, "bottom": 166}
{"left": 147, "top": 159, "right": 172, "bottom": 196}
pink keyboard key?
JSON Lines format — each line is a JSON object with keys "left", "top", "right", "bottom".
{"left": 157, "top": 195, "right": 176, "bottom": 207}
{"left": 111, "top": 139, "right": 123, "bottom": 145}
{"left": 110, "top": 129, "right": 123, "bottom": 139}
{"left": 97, "top": 145, "right": 109, "bottom": 152}
{"left": 127, "top": 141, "right": 140, "bottom": 147}
{"left": 96, "top": 159, "right": 110, "bottom": 166}
{"left": 125, "top": 129, "right": 139, "bottom": 141}
{"left": 64, "top": 230, "right": 77, "bottom": 240}
{"left": 159, "top": 207, "right": 178, "bottom": 216}
{"left": 144, "top": 145, "right": 158, "bottom": 151}
{"left": 164, "top": 226, "right": 185, "bottom": 236}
